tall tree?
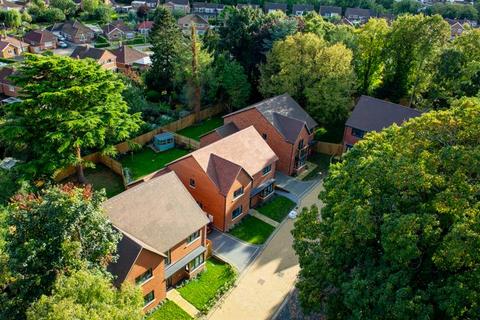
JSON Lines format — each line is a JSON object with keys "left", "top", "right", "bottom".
{"left": 377, "top": 14, "right": 450, "bottom": 104}
{"left": 0, "top": 54, "right": 142, "bottom": 182}
{"left": 259, "top": 32, "right": 355, "bottom": 125}
{"left": 27, "top": 269, "right": 143, "bottom": 320}
{"left": 0, "top": 10, "right": 22, "bottom": 28}
{"left": 145, "top": 7, "right": 183, "bottom": 98}
{"left": 190, "top": 24, "right": 201, "bottom": 122}
{"left": 293, "top": 98, "right": 480, "bottom": 319}
{"left": 354, "top": 18, "right": 390, "bottom": 94}
{"left": 49, "top": 0, "right": 77, "bottom": 17}
{"left": 425, "top": 29, "right": 480, "bottom": 109}
{"left": 2, "top": 184, "right": 121, "bottom": 319}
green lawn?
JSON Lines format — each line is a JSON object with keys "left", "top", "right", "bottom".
{"left": 256, "top": 196, "right": 296, "bottom": 222}
{"left": 176, "top": 117, "right": 224, "bottom": 141}
{"left": 65, "top": 164, "right": 124, "bottom": 198}
{"left": 147, "top": 300, "right": 192, "bottom": 320}
{"left": 120, "top": 147, "right": 189, "bottom": 181}
{"left": 301, "top": 153, "right": 332, "bottom": 181}
{"left": 178, "top": 258, "right": 237, "bottom": 313}
{"left": 229, "top": 215, "right": 275, "bottom": 245}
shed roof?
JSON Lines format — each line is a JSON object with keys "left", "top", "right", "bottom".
{"left": 345, "top": 95, "right": 422, "bottom": 132}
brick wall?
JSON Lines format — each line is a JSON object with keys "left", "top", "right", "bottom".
{"left": 225, "top": 109, "right": 311, "bottom": 175}
{"left": 125, "top": 249, "right": 165, "bottom": 312}
{"left": 168, "top": 156, "right": 227, "bottom": 230}
{"left": 224, "top": 169, "right": 252, "bottom": 230}
{"left": 342, "top": 126, "right": 360, "bottom": 149}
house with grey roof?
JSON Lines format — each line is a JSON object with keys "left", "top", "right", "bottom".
{"left": 192, "top": 2, "right": 225, "bottom": 20}
{"left": 319, "top": 5, "right": 342, "bottom": 19}
{"left": 292, "top": 4, "right": 314, "bottom": 16}
{"left": 106, "top": 172, "right": 210, "bottom": 312}
{"left": 344, "top": 7, "right": 373, "bottom": 24}
{"left": 220, "top": 93, "right": 318, "bottom": 176}
{"left": 343, "top": 95, "right": 422, "bottom": 150}
{"left": 264, "top": 2, "right": 287, "bottom": 13}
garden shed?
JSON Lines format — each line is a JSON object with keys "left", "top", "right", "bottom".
{"left": 153, "top": 132, "right": 175, "bottom": 152}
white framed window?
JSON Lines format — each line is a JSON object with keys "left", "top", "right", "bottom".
{"left": 186, "top": 230, "right": 200, "bottom": 244}
{"left": 262, "top": 164, "right": 272, "bottom": 176}
{"left": 232, "top": 205, "right": 243, "bottom": 220}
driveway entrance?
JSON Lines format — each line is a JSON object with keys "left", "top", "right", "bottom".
{"left": 208, "top": 229, "right": 260, "bottom": 273}
{"left": 275, "top": 172, "right": 320, "bottom": 202}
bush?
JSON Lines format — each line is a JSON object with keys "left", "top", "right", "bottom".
{"left": 145, "top": 90, "right": 161, "bottom": 102}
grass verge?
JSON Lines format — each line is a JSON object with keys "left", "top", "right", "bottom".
{"left": 178, "top": 258, "right": 237, "bottom": 313}
{"left": 229, "top": 215, "right": 275, "bottom": 245}
{"left": 256, "top": 196, "right": 296, "bottom": 222}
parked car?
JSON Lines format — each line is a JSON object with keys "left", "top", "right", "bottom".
{"left": 58, "top": 41, "right": 68, "bottom": 48}
{"left": 57, "top": 35, "right": 66, "bottom": 41}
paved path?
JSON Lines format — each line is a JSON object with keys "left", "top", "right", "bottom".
{"left": 208, "top": 180, "right": 324, "bottom": 320}
{"left": 275, "top": 172, "right": 320, "bottom": 202}
{"left": 166, "top": 289, "right": 200, "bottom": 318}
{"left": 250, "top": 209, "right": 280, "bottom": 227}
{"left": 208, "top": 229, "right": 260, "bottom": 273}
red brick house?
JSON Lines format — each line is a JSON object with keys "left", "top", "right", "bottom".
{"left": 110, "top": 45, "right": 151, "bottom": 72}
{"left": 106, "top": 172, "right": 209, "bottom": 312}
{"left": 168, "top": 126, "right": 278, "bottom": 232}
{"left": 70, "top": 46, "right": 117, "bottom": 71}
{"left": 23, "top": 30, "right": 57, "bottom": 53}
{"left": 210, "top": 93, "right": 318, "bottom": 176}
{"left": 137, "top": 20, "right": 154, "bottom": 35}
{"left": 0, "top": 67, "right": 20, "bottom": 97}
{"left": 343, "top": 95, "right": 422, "bottom": 150}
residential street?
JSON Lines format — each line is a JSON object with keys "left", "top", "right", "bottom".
{"left": 207, "top": 179, "right": 324, "bottom": 320}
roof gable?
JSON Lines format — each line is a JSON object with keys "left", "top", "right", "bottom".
{"left": 104, "top": 172, "right": 209, "bottom": 253}
{"left": 346, "top": 95, "right": 422, "bottom": 132}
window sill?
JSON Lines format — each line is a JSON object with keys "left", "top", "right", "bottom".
{"left": 136, "top": 275, "right": 154, "bottom": 287}
{"left": 143, "top": 298, "right": 156, "bottom": 309}
{"left": 232, "top": 193, "right": 244, "bottom": 202}
{"left": 185, "top": 237, "right": 201, "bottom": 247}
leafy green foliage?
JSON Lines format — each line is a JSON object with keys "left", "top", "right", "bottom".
{"left": 377, "top": 14, "right": 450, "bottom": 104}
{"left": 0, "top": 54, "right": 142, "bottom": 181}
{"left": 28, "top": 0, "right": 66, "bottom": 23}
{"left": 260, "top": 32, "right": 355, "bottom": 125}
{"left": 2, "top": 184, "right": 122, "bottom": 319}
{"left": 49, "top": 0, "right": 77, "bottom": 17}
{"left": 293, "top": 98, "right": 480, "bottom": 319}
{"left": 26, "top": 269, "right": 143, "bottom": 320}
{"left": 0, "top": 10, "right": 22, "bottom": 28}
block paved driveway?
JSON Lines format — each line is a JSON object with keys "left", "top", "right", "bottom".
{"left": 275, "top": 172, "right": 320, "bottom": 203}
{"left": 208, "top": 229, "right": 260, "bottom": 273}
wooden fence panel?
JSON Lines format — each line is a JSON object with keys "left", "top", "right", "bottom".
{"left": 174, "top": 134, "right": 200, "bottom": 150}
{"left": 313, "top": 141, "right": 344, "bottom": 156}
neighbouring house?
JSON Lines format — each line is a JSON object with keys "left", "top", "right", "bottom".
{"left": 237, "top": 3, "right": 260, "bottom": 9}
{"left": 50, "top": 20, "right": 95, "bottom": 44}
{"left": 292, "top": 4, "right": 314, "bottom": 16}
{"left": 23, "top": 30, "right": 57, "bottom": 53}
{"left": 106, "top": 172, "right": 210, "bottom": 312}
{"left": 192, "top": 2, "right": 224, "bottom": 20}
{"left": 145, "top": 0, "right": 158, "bottom": 9}
{"left": 338, "top": 17, "right": 354, "bottom": 26}
{"left": 0, "top": 0, "right": 23, "bottom": 11}
{"left": 168, "top": 126, "right": 279, "bottom": 232}
{"left": 344, "top": 7, "right": 373, "bottom": 24}
{"left": 178, "top": 14, "right": 209, "bottom": 34}
{"left": 163, "top": 0, "right": 190, "bottom": 14}
{"left": 0, "top": 67, "right": 20, "bottom": 97}
{"left": 70, "top": 45, "right": 117, "bottom": 71}
{"left": 343, "top": 95, "right": 422, "bottom": 150}
{"left": 102, "top": 20, "right": 135, "bottom": 41}
{"left": 0, "top": 35, "right": 28, "bottom": 58}
{"left": 217, "top": 93, "right": 318, "bottom": 176}
{"left": 445, "top": 18, "right": 473, "bottom": 38}
{"left": 131, "top": 0, "right": 146, "bottom": 9}
{"left": 137, "top": 20, "right": 154, "bottom": 35}
{"left": 319, "top": 5, "right": 342, "bottom": 19}
{"left": 264, "top": 2, "right": 287, "bottom": 13}
{"left": 110, "top": 45, "right": 151, "bottom": 71}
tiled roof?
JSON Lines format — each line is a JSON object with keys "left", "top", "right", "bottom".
{"left": 107, "top": 232, "right": 142, "bottom": 287}
{"left": 319, "top": 5, "right": 342, "bottom": 15}
{"left": 264, "top": 2, "right": 287, "bottom": 10}
{"left": 0, "top": 36, "right": 27, "bottom": 50}
{"left": 137, "top": 20, "right": 154, "bottom": 29}
{"left": 171, "top": 126, "right": 278, "bottom": 195}
{"left": 292, "top": 4, "right": 314, "bottom": 12}
{"left": 345, "top": 95, "right": 422, "bottom": 132}
{"left": 70, "top": 46, "right": 111, "bottom": 60}
{"left": 104, "top": 172, "right": 209, "bottom": 253}
{"left": 226, "top": 93, "right": 318, "bottom": 144}
{"left": 110, "top": 45, "right": 148, "bottom": 64}
{"left": 345, "top": 7, "right": 372, "bottom": 17}
{"left": 166, "top": 0, "right": 189, "bottom": 5}
{"left": 178, "top": 14, "right": 209, "bottom": 25}
{"left": 23, "top": 30, "right": 57, "bottom": 44}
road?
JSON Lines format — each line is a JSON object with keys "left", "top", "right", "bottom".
{"left": 207, "top": 180, "right": 324, "bottom": 320}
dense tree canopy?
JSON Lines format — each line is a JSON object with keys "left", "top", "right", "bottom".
{"left": 377, "top": 14, "right": 450, "bottom": 104}
{"left": 1, "top": 184, "right": 121, "bottom": 319}
{"left": 0, "top": 54, "right": 142, "bottom": 182}
{"left": 260, "top": 32, "right": 355, "bottom": 125}
{"left": 27, "top": 269, "right": 143, "bottom": 320}
{"left": 293, "top": 98, "right": 480, "bottom": 319}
